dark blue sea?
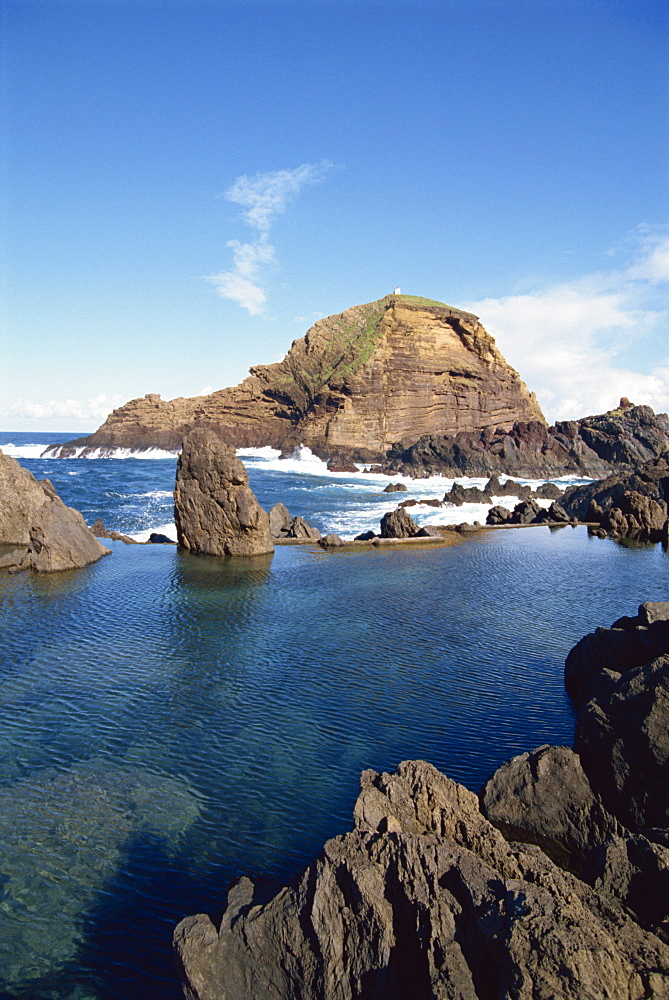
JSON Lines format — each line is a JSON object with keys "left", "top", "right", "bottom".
{"left": 1, "top": 431, "right": 667, "bottom": 1000}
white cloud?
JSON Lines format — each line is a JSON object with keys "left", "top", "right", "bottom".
{"left": 205, "top": 161, "right": 332, "bottom": 315}
{"left": 1, "top": 393, "right": 124, "bottom": 426}
{"left": 463, "top": 230, "right": 669, "bottom": 423}
{"left": 225, "top": 161, "right": 332, "bottom": 232}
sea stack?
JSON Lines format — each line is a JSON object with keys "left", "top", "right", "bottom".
{"left": 174, "top": 428, "right": 273, "bottom": 557}
{"left": 45, "top": 294, "right": 544, "bottom": 461}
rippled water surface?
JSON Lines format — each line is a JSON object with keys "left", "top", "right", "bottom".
{"left": 0, "top": 433, "right": 668, "bottom": 999}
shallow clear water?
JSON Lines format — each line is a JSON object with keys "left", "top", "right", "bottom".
{"left": 0, "top": 433, "right": 667, "bottom": 999}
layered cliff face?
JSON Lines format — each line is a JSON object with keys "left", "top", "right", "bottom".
{"left": 45, "top": 295, "right": 544, "bottom": 461}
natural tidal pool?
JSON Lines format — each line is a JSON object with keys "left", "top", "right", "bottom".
{"left": 0, "top": 522, "right": 667, "bottom": 999}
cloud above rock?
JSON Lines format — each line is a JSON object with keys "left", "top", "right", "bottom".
{"left": 204, "top": 161, "right": 332, "bottom": 315}
{"left": 463, "top": 228, "right": 669, "bottom": 423}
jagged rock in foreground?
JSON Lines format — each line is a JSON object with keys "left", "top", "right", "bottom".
{"left": 383, "top": 403, "right": 669, "bottom": 479}
{"left": 480, "top": 744, "right": 622, "bottom": 874}
{"left": 174, "top": 428, "right": 273, "bottom": 557}
{"left": 0, "top": 450, "right": 109, "bottom": 572}
{"left": 567, "top": 602, "right": 669, "bottom": 831}
{"left": 174, "top": 760, "right": 669, "bottom": 1000}
{"left": 44, "top": 294, "right": 544, "bottom": 461}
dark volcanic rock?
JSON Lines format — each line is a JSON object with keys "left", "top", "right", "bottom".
{"left": 576, "top": 652, "right": 669, "bottom": 831}
{"left": 589, "top": 831, "right": 669, "bottom": 931}
{"left": 566, "top": 603, "right": 669, "bottom": 831}
{"left": 0, "top": 451, "right": 109, "bottom": 572}
{"left": 384, "top": 404, "right": 669, "bottom": 479}
{"left": 174, "top": 760, "right": 669, "bottom": 1000}
{"left": 443, "top": 482, "right": 491, "bottom": 506}
{"left": 486, "top": 505, "right": 514, "bottom": 525}
{"left": 379, "top": 507, "right": 420, "bottom": 538}
{"left": 599, "top": 489, "right": 667, "bottom": 542}
{"left": 481, "top": 744, "right": 621, "bottom": 874}
{"left": 383, "top": 482, "right": 408, "bottom": 493}
{"left": 174, "top": 429, "right": 274, "bottom": 557}
{"left": 560, "top": 453, "right": 669, "bottom": 525}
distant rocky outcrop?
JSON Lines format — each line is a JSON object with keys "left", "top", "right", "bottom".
{"left": 173, "top": 601, "right": 669, "bottom": 1000}
{"left": 559, "top": 452, "right": 669, "bottom": 542}
{"left": 43, "top": 295, "right": 544, "bottom": 462}
{"left": 90, "top": 518, "right": 138, "bottom": 545}
{"left": 268, "top": 503, "right": 321, "bottom": 541}
{"left": 383, "top": 403, "right": 669, "bottom": 479}
{"left": 174, "top": 428, "right": 273, "bottom": 557}
{"left": 379, "top": 507, "right": 420, "bottom": 538}
{"left": 0, "top": 450, "right": 109, "bottom": 572}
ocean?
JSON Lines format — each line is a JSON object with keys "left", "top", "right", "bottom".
{"left": 1, "top": 431, "right": 667, "bottom": 1000}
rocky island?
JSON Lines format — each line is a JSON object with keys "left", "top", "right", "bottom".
{"left": 43, "top": 294, "right": 544, "bottom": 462}
{"left": 43, "top": 295, "right": 669, "bottom": 481}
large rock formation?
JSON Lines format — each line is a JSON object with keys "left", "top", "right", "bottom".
{"left": 44, "top": 295, "right": 544, "bottom": 462}
{"left": 566, "top": 602, "right": 669, "bottom": 831}
{"left": 174, "top": 428, "right": 273, "bottom": 557}
{"left": 174, "top": 760, "right": 669, "bottom": 1000}
{"left": 0, "top": 450, "right": 109, "bottom": 572}
{"left": 383, "top": 403, "right": 669, "bottom": 479}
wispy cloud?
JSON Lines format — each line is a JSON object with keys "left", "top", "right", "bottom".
{"left": 204, "top": 161, "right": 332, "bottom": 315}
{"left": 462, "top": 227, "right": 669, "bottom": 423}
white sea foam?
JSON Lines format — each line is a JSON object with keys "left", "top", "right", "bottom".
{"left": 41, "top": 445, "right": 179, "bottom": 460}
{"left": 130, "top": 522, "right": 177, "bottom": 544}
{"left": 1, "top": 443, "right": 51, "bottom": 459}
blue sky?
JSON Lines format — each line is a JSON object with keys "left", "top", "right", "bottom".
{"left": 2, "top": 0, "right": 668, "bottom": 431}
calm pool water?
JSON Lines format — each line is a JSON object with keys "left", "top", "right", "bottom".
{"left": 0, "top": 520, "right": 667, "bottom": 999}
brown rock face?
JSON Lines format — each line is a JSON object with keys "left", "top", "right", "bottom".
{"left": 45, "top": 295, "right": 544, "bottom": 461}
{"left": 174, "top": 760, "right": 669, "bottom": 1000}
{"left": 174, "top": 428, "right": 273, "bottom": 557}
{"left": 0, "top": 451, "right": 109, "bottom": 572}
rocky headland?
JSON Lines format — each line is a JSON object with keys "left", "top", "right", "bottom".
{"left": 0, "top": 449, "right": 110, "bottom": 572}
{"left": 173, "top": 604, "right": 669, "bottom": 1000}
{"left": 43, "top": 295, "right": 543, "bottom": 462}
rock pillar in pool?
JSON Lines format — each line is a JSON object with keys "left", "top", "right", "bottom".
{"left": 174, "top": 428, "right": 274, "bottom": 557}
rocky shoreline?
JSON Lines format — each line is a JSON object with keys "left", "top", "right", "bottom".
{"left": 174, "top": 603, "right": 669, "bottom": 999}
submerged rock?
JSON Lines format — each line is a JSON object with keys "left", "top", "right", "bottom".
{"left": 174, "top": 760, "right": 669, "bottom": 1000}
{"left": 174, "top": 428, "right": 274, "bottom": 557}
{"left": 0, "top": 451, "right": 109, "bottom": 571}
{"left": 0, "top": 758, "right": 200, "bottom": 989}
